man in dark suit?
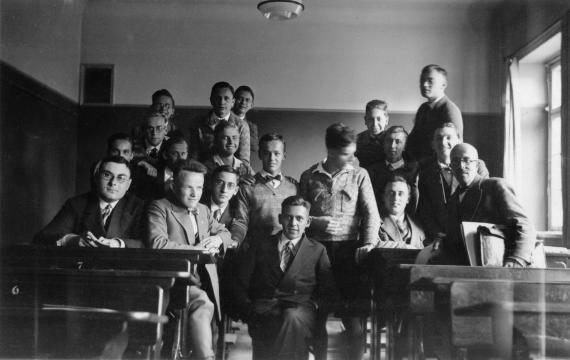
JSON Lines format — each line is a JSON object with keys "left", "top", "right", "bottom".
{"left": 189, "top": 82, "right": 250, "bottom": 164}
{"left": 417, "top": 122, "right": 489, "bottom": 241}
{"left": 133, "top": 136, "right": 188, "bottom": 201}
{"left": 146, "top": 160, "right": 233, "bottom": 360}
{"left": 407, "top": 65, "right": 463, "bottom": 163}
{"left": 378, "top": 175, "right": 425, "bottom": 249}
{"left": 233, "top": 196, "right": 336, "bottom": 360}
{"left": 203, "top": 165, "right": 240, "bottom": 228}
{"left": 35, "top": 156, "right": 144, "bottom": 248}
{"left": 368, "top": 125, "right": 419, "bottom": 213}
{"left": 425, "top": 143, "right": 535, "bottom": 267}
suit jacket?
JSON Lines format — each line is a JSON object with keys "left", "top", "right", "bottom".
{"left": 232, "top": 233, "right": 337, "bottom": 320}
{"left": 132, "top": 162, "right": 171, "bottom": 202}
{"left": 417, "top": 158, "right": 489, "bottom": 239}
{"left": 378, "top": 212, "right": 425, "bottom": 249}
{"left": 189, "top": 111, "right": 251, "bottom": 164}
{"left": 34, "top": 192, "right": 144, "bottom": 248}
{"left": 368, "top": 159, "right": 420, "bottom": 214}
{"left": 407, "top": 96, "right": 463, "bottom": 161}
{"left": 146, "top": 195, "right": 232, "bottom": 319}
{"left": 443, "top": 175, "right": 536, "bottom": 264}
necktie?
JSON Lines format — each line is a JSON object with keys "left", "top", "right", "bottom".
{"left": 213, "top": 209, "right": 222, "bottom": 222}
{"left": 387, "top": 164, "right": 396, "bottom": 172}
{"left": 101, "top": 204, "right": 113, "bottom": 230}
{"left": 188, "top": 208, "right": 200, "bottom": 244}
{"left": 265, "top": 174, "right": 282, "bottom": 188}
{"left": 149, "top": 148, "right": 159, "bottom": 160}
{"left": 280, "top": 241, "right": 294, "bottom": 272}
{"left": 396, "top": 218, "right": 411, "bottom": 244}
{"left": 441, "top": 166, "right": 453, "bottom": 186}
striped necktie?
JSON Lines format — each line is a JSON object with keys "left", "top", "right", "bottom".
{"left": 101, "top": 204, "right": 113, "bottom": 230}
{"left": 280, "top": 241, "right": 294, "bottom": 272}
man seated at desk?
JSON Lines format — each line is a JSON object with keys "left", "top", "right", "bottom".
{"left": 377, "top": 175, "right": 425, "bottom": 249}
{"left": 34, "top": 156, "right": 144, "bottom": 248}
{"left": 146, "top": 160, "right": 232, "bottom": 360}
{"left": 233, "top": 196, "right": 337, "bottom": 360}
{"left": 421, "top": 143, "right": 535, "bottom": 267}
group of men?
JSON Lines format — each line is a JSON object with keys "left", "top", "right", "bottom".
{"left": 34, "top": 64, "right": 536, "bottom": 360}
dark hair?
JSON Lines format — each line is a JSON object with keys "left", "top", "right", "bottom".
{"left": 212, "top": 165, "right": 240, "bottom": 182}
{"left": 144, "top": 111, "right": 168, "bottom": 124}
{"left": 152, "top": 89, "right": 175, "bottom": 107}
{"left": 234, "top": 85, "right": 255, "bottom": 101}
{"left": 259, "top": 132, "right": 286, "bottom": 152}
{"left": 433, "top": 122, "right": 460, "bottom": 139}
{"left": 365, "top": 99, "right": 388, "bottom": 113}
{"left": 163, "top": 136, "right": 188, "bottom": 152}
{"left": 98, "top": 155, "right": 133, "bottom": 178}
{"left": 383, "top": 125, "right": 409, "bottom": 139}
{"left": 325, "top": 123, "right": 356, "bottom": 149}
{"left": 281, "top": 195, "right": 311, "bottom": 213}
{"left": 421, "top": 64, "right": 448, "bottom": 80}
{"left": 173, "top": 159, "right": 207, "bottom": 179}
{"left": 383, "top": 174, "right": 411, "bottom": 194}
{"left": 210, "top": 82, "right": 234, "bottom": 98}
{"left": 107, "top": 133, "right": 133, "bottom": 150}
{"left": 214, "top": 121, "right": 239, "bottom": 138}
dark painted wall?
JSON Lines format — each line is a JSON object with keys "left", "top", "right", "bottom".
{"left": 1, "top": 62, "right": 78, "bottom": 245}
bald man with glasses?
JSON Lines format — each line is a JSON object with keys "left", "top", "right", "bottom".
{"left": 419, "top": 143, "right": 536, "bottom": 267}
{"left": 34, "top": 156, "right": 144, "bottom": 248}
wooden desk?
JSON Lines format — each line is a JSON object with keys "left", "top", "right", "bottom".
{"left": 399, "top": 265, "right": 570, "bottom": 360}
{"left": 450, "top": 279, "right": 570, "bottom": 359}
{"left": 0, "top": 266, "right": 179, "bottom": 359}
{"left": 1, "top": 246, "right": 211, "bottom": 360}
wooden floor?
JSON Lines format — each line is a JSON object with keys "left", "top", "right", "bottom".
{"left": 226, "top": 318, "right": 373, "bottom": 360}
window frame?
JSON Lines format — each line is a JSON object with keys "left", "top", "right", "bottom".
{"left": 546, "top": 56, "right": 562, "bottom": 231}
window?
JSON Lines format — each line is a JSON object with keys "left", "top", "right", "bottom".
{"left": 547, "top": 58, "right": 562, "bottom": 231}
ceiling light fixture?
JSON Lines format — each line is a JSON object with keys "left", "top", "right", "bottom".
{"left": 257, "top": 0, "right": 304, "bottom": 20}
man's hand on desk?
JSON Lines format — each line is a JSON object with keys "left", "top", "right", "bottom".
{"left": 85, "top": 231, "right": 124, "bottom": 248}
{"left": 200, "top": 236, "right": 222, "bottom": 254}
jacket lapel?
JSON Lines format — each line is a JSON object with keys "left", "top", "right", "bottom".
{"left": 170, "top": 201, "right": 194, "bottom": 245}
{"left": 106, "top": 197, "right": 132, "bottom": 238}
{"left": 82, "top": 193, "right": 105, "bottom": 236}
{"left": 194, "top": 204, "right": 209, "bottom": 243}
{"left": 459, "top": 176, "right": 483, "bottom": 221}
{"left": 382, "top": 216, "right": 403, "bottom": 242}
{"left": 278, "top": 234, "right": 311, "bottom": 292}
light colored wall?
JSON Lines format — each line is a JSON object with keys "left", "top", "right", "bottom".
{"left": 0, "top": 0, "right": 87, "bottom": 100}
{"left": 80, "top": 0, "right": 497, "bottom": 112}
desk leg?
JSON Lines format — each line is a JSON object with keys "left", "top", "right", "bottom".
{"left": 408, "top": 315, "right": 424, "bottom": 360}
{"left": 171, "top": 308, "right": 190, "bottom": 360}
{"left": 370, "top": 293, "right": 378, "bottom": 360}
{"left": 386, "top": 313, "right": 395, "bottom": 360}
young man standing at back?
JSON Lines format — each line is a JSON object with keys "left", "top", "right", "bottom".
{"left": 407, "top": 64, "right": 463, "bottom": 163}
{"left": 355, "top": 99, "right": 390, "bottom": 169}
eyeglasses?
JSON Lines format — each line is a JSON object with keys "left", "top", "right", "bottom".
{"left": 145, "top": 125, "right": 166, "bottom": 133}
{"left": 450, "top": 158, "right": 478, "bottom": 167}
{"left": 214, "top": 179, "right": 237, "bottom": 191}
{"left": 100, "top": 170, "right": 130, "bottom": 184}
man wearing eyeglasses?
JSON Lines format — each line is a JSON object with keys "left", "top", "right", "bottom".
{"left": 132, "top": 111, "right": 170, "bottom": 177}
{"left": 423, "top": 143, "right": 536, "bottom": 267}
{"left": 34, "top": 156, "right": 144, "bottom": 248}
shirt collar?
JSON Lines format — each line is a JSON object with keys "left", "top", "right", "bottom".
{"left": 389, "top": 213, "right": 406, "bottom": 225}
{"left": 212, "top": 154, "right": 242, "bottom": 169}
{"left": 386, "top": 158, "right": 405, "bottom": 170}
{"left": 210, "top": 112, "right": 230, "bottom": 122}
{"left": 99, "top": 199, "right": 120, "bottom": 211}
{"left": 145, "top": 142, "right": 162, "bottom": 153}
{"left": 438, "top": 161, "right": 451, "bottom": 169}
{"left": 261, "top": 169, "right": 282, "bottom": 179}
{"left": 429, "top": 95, "right": 445, "bottom": 105}
{"left": 210, "top": 200, "right": 227, "bottom": 214}
{"left": 312, "top": 159, "right": 354, "bottom": 176}
{"left": 279, "top": 233, "right": 302, "bottom": 249}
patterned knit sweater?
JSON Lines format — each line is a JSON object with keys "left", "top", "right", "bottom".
{"left": 231, "top": 173, "right": 298, "bottom": 244}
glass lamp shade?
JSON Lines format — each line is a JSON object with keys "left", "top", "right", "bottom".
{"left": 257, "top": 0, "right": 304, "bottom": 20}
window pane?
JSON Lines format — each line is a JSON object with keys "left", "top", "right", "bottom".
{"left": 550, "top": 114, "right": 563, "bottom": 230}
{"left": 551, "top": 63, "right": 561, "bottom": 109}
